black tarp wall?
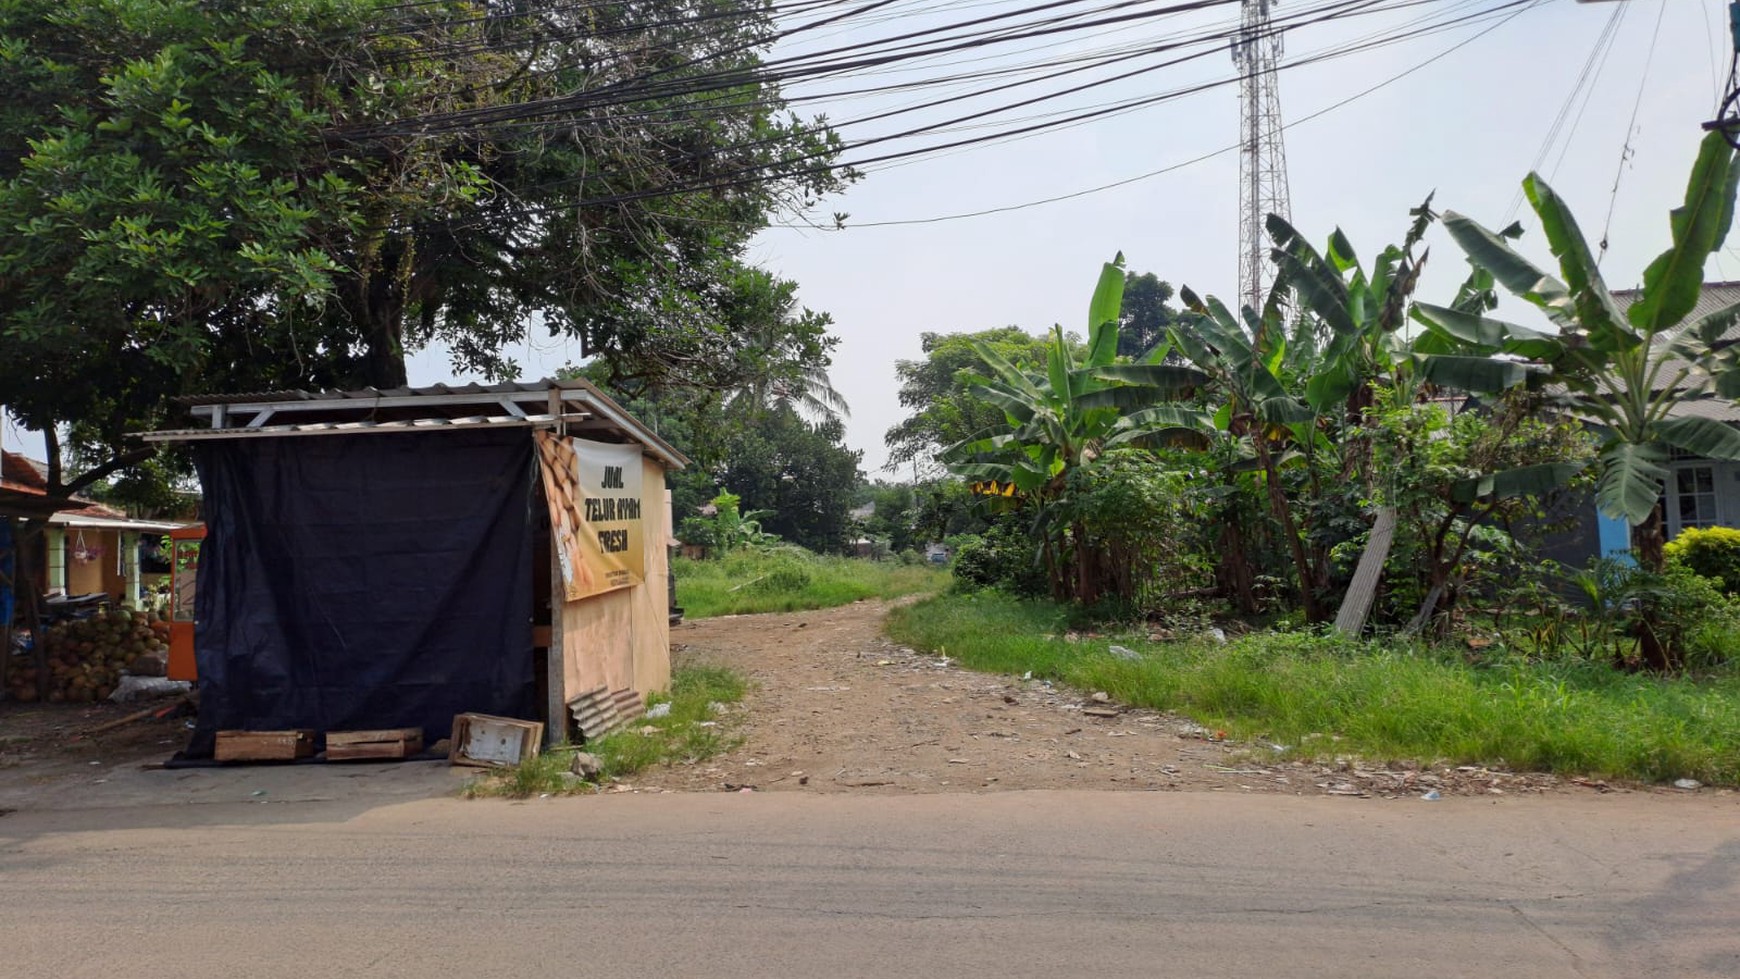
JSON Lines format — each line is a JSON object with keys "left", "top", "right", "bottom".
{"left": 185, "top": 428, "right": 536, "bottom": 758}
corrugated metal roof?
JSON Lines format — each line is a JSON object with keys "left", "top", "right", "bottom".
{"left": 175, "top": 379, "right": 590, "bottom": 406}
{"left": 1610, "top": 282, "right": 1740, "bottom": 389}
{"left": 144, "top": 377, "right": 688, "bottom": 468}
{"left": 1611, "top": 281, "right": 1740, "bottom": 323}
{"left": 143, "top": 414, "right": 541, "bottom": 441}
{"left": 50, "top": 512, "right": 188, "bottom": 533}
{"left": 1663, "top": 397, "right": 1740, "bottom": 423}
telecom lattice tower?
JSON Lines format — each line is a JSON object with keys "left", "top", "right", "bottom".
{"left": 1232, "top": 0, "right": 1292, "bottom": 315}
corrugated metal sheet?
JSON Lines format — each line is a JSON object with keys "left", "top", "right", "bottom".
{"left": 567, "top": 686, "right": 645, "bottom": 741}
{"left": 175, "top": 379, "right": 587, "bottom": 407}
{"left": 145, "top": 377, "right": 689, "bottom": 468}
{"left": 1612, "top": 282, "right": 1740, "bottom": 389}
{"left": 140, "top": 414, "right": 538, "bottom": 442}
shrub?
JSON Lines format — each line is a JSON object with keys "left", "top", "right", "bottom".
{"left": 1665, "top": 526, "right": 1740, "bottom": 595}
{"left": 1640, "top": 565, "right": 1740, "bottom": 671}
{"left": 749, "top": 556, "right": 814, "bottom": 594}
{"left": 950, "top": 520, "right": 1046, "bottom": 596}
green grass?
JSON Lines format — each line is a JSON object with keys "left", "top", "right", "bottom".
{"left": 463, "top": 665, "right": 748, "bottom": 798}
{"left": 674, "top": 549, "right": 947, "bottom": 618}
{"left": 886, "top": 591, "right": 1740, "bottom": 786}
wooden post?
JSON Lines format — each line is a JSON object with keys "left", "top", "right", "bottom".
{"left": 546, "top": 526, "right": 567, "bottom": 746}
{"left": 121, "top": 531, "right": 141, "bottom": 609}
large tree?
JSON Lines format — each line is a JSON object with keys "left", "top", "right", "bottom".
{"left": 0, "top": 0, "right": 848, "bottom": 503}
{"left": 883, "top": 327, "right": 1055, "bottom": 473}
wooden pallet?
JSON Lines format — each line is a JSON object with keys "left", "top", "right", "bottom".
{"left": 325, "top": 728, "right": 424, "bottom": 761}
{"left": 449, "top": 713, "right": 543, "bottom": 767}
{"left": 215, "top": 729, "right": 314, "bottom": 762}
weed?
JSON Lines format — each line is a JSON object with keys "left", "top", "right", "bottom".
{"left": 887, "top": 592, "right": 1740, "bottom": 786}
{"left": 675, "top": 551, "right": 945, "bottom": 618}
{"left": 463, "top": 664, "right": 750, "bottom": 798}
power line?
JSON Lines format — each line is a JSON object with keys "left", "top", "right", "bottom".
{"left": 830, "top": 0, "right": 1539, "bottom": 228}
{"left": 1598, "top": 0, "right": 1668, "bottom": 265}
{"left": 417, "top": 0, "right": 1527, "bottom": 223}
{"left": 1502, "top": 0, "right": 1623, "bottom": 223}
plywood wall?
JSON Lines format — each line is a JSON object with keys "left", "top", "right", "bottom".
{"left": 558, "top": 455, "right": 671, "bottom": 702}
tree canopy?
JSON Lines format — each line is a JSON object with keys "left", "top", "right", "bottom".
{"left": 0, "top": 0, "right": 847, "bottom": 499}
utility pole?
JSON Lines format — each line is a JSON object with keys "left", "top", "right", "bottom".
{"left": 1232, "top": 0, "right": 1292, "bottom": 314}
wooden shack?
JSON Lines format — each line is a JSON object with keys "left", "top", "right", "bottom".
{"left": 141, "top": 379, "right": 684, "bottom": 757}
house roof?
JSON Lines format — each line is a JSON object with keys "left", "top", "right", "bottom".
{"left": 0, "top": 453, "right": 89, "bottom": 519}
{"left": 48, "top": 500, "right": 187, "bottom": 533}
{"left": 142, "top": 378, "right": 688, "bottom": 469}
{"left": 0, "top": 451, "right": 49, "bottom": 495}
{"left": 1611, "top": 280, "right": 1740, "bottom": 323}
{"left": 1605, "top": 282, "right": 1740, "bottom": 425}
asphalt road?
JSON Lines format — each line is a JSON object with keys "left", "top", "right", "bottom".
{"left": 3, "top": 789, "right": 1737, "bottom": 978}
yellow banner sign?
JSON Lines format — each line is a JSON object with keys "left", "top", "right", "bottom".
{"left": 536, "top": 433, "right": 645, "bottom": 601}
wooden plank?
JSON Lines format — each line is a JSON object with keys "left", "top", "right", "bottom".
{"left": 215, "top": 729, "right": 314, "bottom": 762}
{"left": 325, "top": 728, "right": 422, "bottom": 747}
{"left": 449, "top": 713, "right": 543, "bottom": 768}
{"left": 1334, "top": 506, "right": 1398, "bottom": 637}
{"left": 546, "top": 541, "right": 567, "bottom": 746}
{"left": 326, "top": 732, "right": 424, "bottom": 761}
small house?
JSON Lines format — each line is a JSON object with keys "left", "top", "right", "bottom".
{"left": 1542, "top": 282, "right": 1740, "bottom": 568}
{"left": 142, "top": 379, "right": 685, "bottom": 758}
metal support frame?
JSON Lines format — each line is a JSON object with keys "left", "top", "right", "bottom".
{"left": 1232, "top": 0, "right": 1292, "bottom": 315}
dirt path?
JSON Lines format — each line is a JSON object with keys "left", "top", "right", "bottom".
{"left": 630, "top": 600, "right": 1616, "bottom": 799}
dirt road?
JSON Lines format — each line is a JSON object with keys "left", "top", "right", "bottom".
{"left": 634, "top": 600, "right": 1608, "bottom": 800}
{"left": 0, "top": 599, "right": 1704, "bottom": 809}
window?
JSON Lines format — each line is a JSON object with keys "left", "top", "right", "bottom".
{"left": 1671, "top": 465, "right": 1720, "bottom": 535}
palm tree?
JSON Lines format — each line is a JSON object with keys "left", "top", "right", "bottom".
{"left": 718, "top": 268, "right": 850, "bottom": 424}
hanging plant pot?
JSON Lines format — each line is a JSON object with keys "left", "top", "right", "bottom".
{"left": 71, "top": 530, "right": 104, "bottom": 565}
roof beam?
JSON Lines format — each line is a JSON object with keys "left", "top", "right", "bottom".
{"left": 191, "top": 389, "right": 587, "bottom": 419}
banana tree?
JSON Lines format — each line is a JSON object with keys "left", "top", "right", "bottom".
{"left": 945, "top": 254, "right": 1209, "bottom": 604}
{"left": 1414, "top": 132, "right": 1740, "bottom": 574}
{"left": 1414, "top": 132, "right": 1740, "bottom": 668}
{"left": 1263, "top": 205, "right": 1574, "bottom": 631}
{"left": 1171, "top": 283, "right": 1327, "bottom": 619}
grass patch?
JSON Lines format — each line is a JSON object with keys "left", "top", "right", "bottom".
{"left": 463, "top": 665, "right": 748, "bottom": 798}
{"left": 886, "top": 591, "right": 1740, "bottom": 786}
{"left": 674, "top": 549, "right": 946, "bottom": 618}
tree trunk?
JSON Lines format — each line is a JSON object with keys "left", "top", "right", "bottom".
{"left": 1217, "top": 520, "right": 1258, "bottom": 615}
{"left": 1252, "top": 435, "right": 1323, "bottom": 623}
{"left": 1335, "top": 506, "right": 1396, "bottom": 637}
{"left": 1632, "top": 506, "right": 1666, "bottom": 573}
{"left": 351, "top": 233, "right": 414, "bottom": 389}
{"left": 11, "top": 522, "right": 48, "bottom": 701}
{"left": 0, "top": 519, "right": 12, "bottom": 697}
{"left": 1072, "top": 521, "right": 1095, "bottom": 606}
{"left": 1630, "top": 506, "right": 1674, "bottom": 671}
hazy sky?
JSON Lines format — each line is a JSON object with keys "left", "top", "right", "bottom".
{"left": 447, "top": 0, "right": 1738, "bottom": 476}
{"left": 7, "top": 0, "right": 1733, "bottom": 477}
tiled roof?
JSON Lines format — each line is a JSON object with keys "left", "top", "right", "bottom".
{"left": 0, "top": 451, "right": 49, "bottom": 493}
{"left": 1575, "top": 283, "right": 1740, "bottom": 424}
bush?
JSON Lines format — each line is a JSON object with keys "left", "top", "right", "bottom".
{"left": 1665, "top": 526, "right": 1740, "bottom": 594}
{"left": 950, "top": 520, "right": 1046, "bottom": 596}
{"left": 750, "top": 557, "right": 814, "bottom": 594}
{"left": 1641, "top": 565, "right": 1740, "bottom": 670}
